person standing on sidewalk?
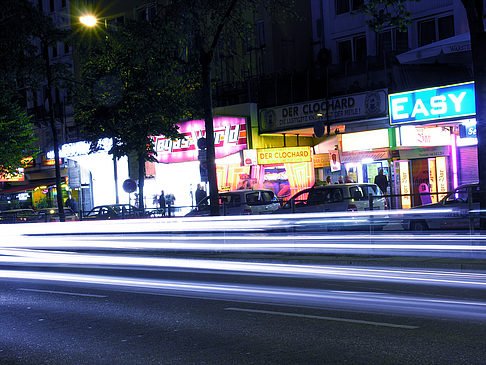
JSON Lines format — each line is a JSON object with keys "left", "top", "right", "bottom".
{"left": 195, "top": 184, "right": 207, "bottom": 205}
{"left": 374, "top": 169, "right": 388, "bottom": 195}
{"left": 158, "top": 190, "right": 166, "bottom": 216}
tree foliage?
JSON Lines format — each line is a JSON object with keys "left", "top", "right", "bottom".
{"left": 0, "top": 92, "right": 39, "bottom": 177}
{"left": 1, "top": 0, "right": 74, "bottom": 219}
{"left": 164, "top": 0, "right": 297, "bottom": 215}
{"left": 357, "top": 0, "right": 420, "bottom": 32}
{"left": 75, "top": 17, "right": 201, "bottom": 209}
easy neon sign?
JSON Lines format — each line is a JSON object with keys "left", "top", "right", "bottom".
{"left": 389, "top": 82, "right": 475, "bottom": 125}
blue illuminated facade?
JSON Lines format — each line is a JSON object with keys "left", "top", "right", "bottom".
{"left": 389, "top": 82, "right": 476, "bottom": 125}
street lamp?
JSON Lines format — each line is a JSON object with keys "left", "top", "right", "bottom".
{"left": 79, "top": 15, "right": 97, "bottom": 27}
{"left": 78, "top": 15, "right": 120, "bottom": 205}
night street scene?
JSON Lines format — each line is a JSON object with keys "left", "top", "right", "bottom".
{"left": 2, "top": 0, "right": 486, "bottom": 364}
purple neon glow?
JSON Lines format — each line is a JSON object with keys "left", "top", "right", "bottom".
{"left": 450, "top": 133, "right": 458, "bottom": 189}
{"left": 151, "top": 117, "right": 247, "bottom": 163}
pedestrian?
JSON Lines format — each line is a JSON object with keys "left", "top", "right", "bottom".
{"left": 374, "top": 168, "right": 389, "bottom": 194}
{"left": 165, "top": 193, "right": 175, "bottom": 217}
{"left": 325, "top": 176, "right": 332, "bottom": 185}
{"left": 65, "top": 193, "right": 78, "bottom": 213}
{"left": 337, "top": 176, "right": 344, "bottom": 184}
{"left": 345, "top": 174, "right": 353, "bottom": 183}
{"left": 158, "top": 190, "right": 166, "bottom": 216}
{"left": 195, "top": 184, "right": 207, "bottom": 205}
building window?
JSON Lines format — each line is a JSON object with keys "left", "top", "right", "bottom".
{"left": 338, "top": 34, "right": 366, "bottom": 64}
{"left": 336, "top": 0, "right": 364, "bottom": 15}
{"left": 338, "top": 39, "right": 352, "bottom": 64}
{"left": 354, "top": 36, "right": 366, "bottom": 62}
{"left": 256, "top": 20, "right": 265, "bottom": 48}
{"left": 107, "top": 16, "right": 125, "bottom": 27}
{"left": 52, "top": 45, "right": 58, "bottom": 58}
{"left": 55, "top": 88, "right": 60, "bottom": 104}
{"left": 136, "top": 6, "right": 156, "bottom": 21}
{"left": 418, "top": 19, "right": 436, "bottom": 46}
{"left": 352, "top": 0, "right": 364, "bottom": 10}
{"left": 61, "top": 0, "right": 66, "bottom": 8}
{"left": 49, "top": 0, "right": 55, "bottom": 12}
{"left": 38, "top": 0, "right": 43, "bottom": 9}
{"left": 418, "top": 15, "right": 454, "bottom": 46}
{"left": 377, "top": 28, "right": 409, "bottom": 55}
{"left": 336, "top": 0, "right": 350, "bottom": 15}
{"left": 438, "top": 15, "right": 454, "bottom": 40}
{"left": 64, "top": 43, "right": 70, "bottom": 54}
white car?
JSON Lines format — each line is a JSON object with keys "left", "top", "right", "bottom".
{"left": 186, "top": 189, "right": 280, "bottom": 216}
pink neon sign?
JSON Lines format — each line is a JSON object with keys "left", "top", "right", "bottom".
{"left": 152, "top": 117, "right": 247, "bottom": 163}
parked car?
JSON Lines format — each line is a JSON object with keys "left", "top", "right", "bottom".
{"left": 37, "top": 207, "right": 79, "bottom": 222}
{"left": 83, "top": 204, "right": 142, "bottom": 220}
{"left": 404, "top": 183, "right": 480, "bottom": 231}
{"left": 276, "top": 183, "right": 387, "bottom": 214}
{"left": 185, "top": 189, "right": 280, "bottom": 216}
{"left": 0, "top": 209, "right": 39, "bottom": 223}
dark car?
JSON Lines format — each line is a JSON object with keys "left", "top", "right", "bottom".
{"left": 404, "top": 183, "right": 480, "bottom": 231}
{"left": 276, "top": 183, "right": 387, "bottom": 213}
{"left": 0, "top": 209, "right": 39, "bottom": 223}
{"left": 37, "top": 207, "right": 79, "bottom": 222}
{"left": 83, "top": 204, "right": 142, "bottom": 220}
{"left": 186, "top": 189, "right": 280, "bottom": 217}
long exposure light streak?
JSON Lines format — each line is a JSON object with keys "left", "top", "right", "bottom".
{"left": 3, "top": 269, "right": 486, "bottom": 322}
{"left": 2, "top": 233, "right": 486, "bottom": 259}
{"left": 0, "top": 207, "right": 470, "bottom": 237}
{"left": 1, "top": 249, "right": 486, "bottom": 289}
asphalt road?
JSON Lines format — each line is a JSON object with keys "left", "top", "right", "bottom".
{"left": 2, "top": 218, "right": 486, "bottom": 364}
{"left": 1, "top": 261, "right": 486, "bottom": 365}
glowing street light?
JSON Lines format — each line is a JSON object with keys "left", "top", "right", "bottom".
{"left": 79, "top": 15, "right": 97, "bottom": 27}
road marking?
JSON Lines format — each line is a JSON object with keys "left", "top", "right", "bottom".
{"left": 17, "top": 288, "right": 107, "bottom": 298}
{"left": 224, "top": 307, "right": 419, "bottom": 329}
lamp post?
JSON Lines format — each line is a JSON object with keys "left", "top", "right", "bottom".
{"left": 79, "top": 15, "right": 97, "bottom": 27}
{"left": 78, "top": 14, "right": 120, "bottom": 205}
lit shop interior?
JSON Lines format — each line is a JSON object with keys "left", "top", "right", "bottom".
{"left": 387, "top": 81, "right": 477, "bottom": 208}
{"left": 337, "top": 122, "right": 477, "bottom": 209}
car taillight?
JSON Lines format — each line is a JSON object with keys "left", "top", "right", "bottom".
{"left": 347, "top": 204, "right": 358, "bottom": 211}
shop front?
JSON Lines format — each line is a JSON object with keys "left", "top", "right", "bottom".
{"left": 241, "top": 146, "right": 315, "bottom": 199}
{"left": 150, "top": 116, "right": 249, "bottom": 212}
{"left": 258, "top": 89, "right": 389, "bottom": 188}
{"left": 388, "top": 81, "right": 477, "bottom": 208}
{"left": 0, "top": 155, "right": 67, "bottom": 211}
{"left": 339, "top": 129, "right": 392, "bottom": 189}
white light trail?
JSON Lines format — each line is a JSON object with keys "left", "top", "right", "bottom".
{"left": 2, "top": 249, "right": 486, "bottom": 289}
{"left": 5, "top": 269, "right": 486, "bottom": 322}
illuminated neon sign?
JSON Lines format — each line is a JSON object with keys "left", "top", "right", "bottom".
{"left": 0, "top": 168, "right": 24, "bottom": 182}
{"left": 389, "top": 81, "right": 475, "bottom": 125}
{"left": 152, "top": 117, "right": 247, "bottom": 163}
{"left": 257, "top": 146, "right": 312, "bottom": 165}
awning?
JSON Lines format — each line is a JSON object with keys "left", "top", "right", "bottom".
{"left": 340, "top": 149, "right": 391, "bottom": 163}
{"left": 397, "top": 32, "right": 471, "bottom": 64}
{"left": 0, "top": 180, "right": 56, "bottom": 194}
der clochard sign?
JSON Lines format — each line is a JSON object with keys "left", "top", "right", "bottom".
{"left": 389, "top": 81, "right": 476, "bottom": 125}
